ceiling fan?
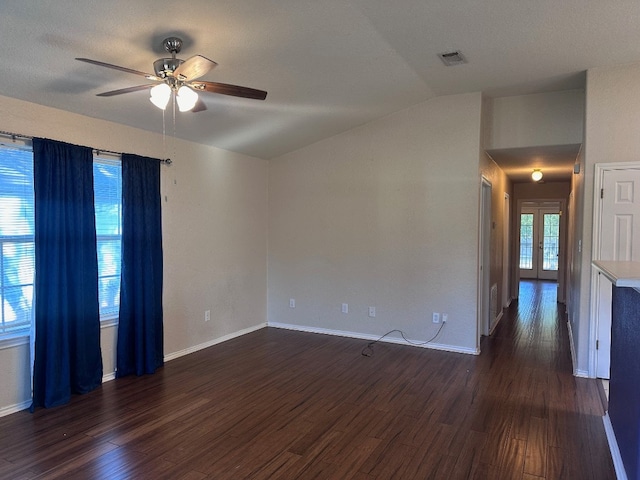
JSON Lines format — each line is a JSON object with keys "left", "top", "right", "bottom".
{"left": 76, "top": 36, "right": 267, "bottom": 112}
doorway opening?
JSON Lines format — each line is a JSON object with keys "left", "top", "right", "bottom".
{"left": 519, "top": 203, "right": 560, "bottom": 281}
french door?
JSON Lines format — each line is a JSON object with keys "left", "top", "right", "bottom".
{"left": 519, "top": 206, "right": 560, "bottom": 281}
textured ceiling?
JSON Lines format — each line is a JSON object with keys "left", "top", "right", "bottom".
{"left": 1, "top": 1, "right": 640, "bottom": 160}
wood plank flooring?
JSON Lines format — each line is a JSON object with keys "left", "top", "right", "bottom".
{"left": 0, "top": 281, "right": 615, "bottom": 479}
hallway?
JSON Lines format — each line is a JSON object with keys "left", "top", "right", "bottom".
{"left": 475, "top": 279, "right": 615, "bottom": 478}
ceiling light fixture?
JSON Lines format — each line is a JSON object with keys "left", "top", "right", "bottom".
{"left": 150, "top": 83, "right": 199, "bottom": 112}
{"left": 531, "top": 169, "right": 543, "bottom": 182}
{"left": 149, "top": 83, "right": 171, "bottom": 110}
{"left": 176, "top": 85, "right": 199, "bottom": 112}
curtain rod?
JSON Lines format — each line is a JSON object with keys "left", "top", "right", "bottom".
{"left": 0, "top": 130, "right": 172, "bottom": 165}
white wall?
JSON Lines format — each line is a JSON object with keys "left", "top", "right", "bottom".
{"left": 575, "top": 63, "right": 640, "bottom": 375}
{"left": 0, "top": 95, "right": 268, "bottom": 414}
{"left": 268, "top": 92, "right": 483, "bottom": 353}
{"left": 490, "top": 90, "right": 584, "bottom": 149}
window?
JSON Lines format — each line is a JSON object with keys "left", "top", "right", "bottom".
{"left": 0, "top": 143, "right": 123, "bottom": 340}
{"left": 519, "top": 213, "right": 534, "bottom": 269}
{"left": 93, "top": 157, "right": 122, "bottom": 321}
{"left": 542, "top": 213, "right": 560, "bottom": 271}
{"left": 0, "top": 144, "right": 34, "bottom": 337}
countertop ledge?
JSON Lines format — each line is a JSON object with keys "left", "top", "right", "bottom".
{"left": 593, "top": 260, "right": 640, "bottom": 289}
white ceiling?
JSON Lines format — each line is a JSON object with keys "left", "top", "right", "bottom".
{"left": 1, "top": 1, "right": 640, "bottom": 162}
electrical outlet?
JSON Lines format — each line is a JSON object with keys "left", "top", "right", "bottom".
{"left": 442, "top": 313, "right": 448, "bottom": 323}
{"left": 368, "top": 306, "right": 376, "bottom": 318}
{"left": 342, "top": 303, "right": 349, "bottom": 314}
{"left": 205, "top": 310, "right": 210, "bottom": 322}
{"left": 289, "top": 298, "right": 296, "bottom": 308}
{"left": 432, "top": 312, "right": 440, "bottom": 324}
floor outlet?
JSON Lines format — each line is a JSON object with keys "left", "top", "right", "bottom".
{"left": 432, "top": 312, "right": 440, "bottom": 324}
{"left": 368, "top": 306, "right": 376, "bottom": 318}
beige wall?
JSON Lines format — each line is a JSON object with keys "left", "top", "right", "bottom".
{"left": 268, "top": 92, "right": 483, "bottom": 353}
{"left": 574, "top": 63, "right": 640, "bottom": 375}
{"left": 0, "top": 95, "right": 268, "bottom": 414}
{"left": 479, "top": 153, "right": 511, "bottom": 319}
{"left": 481, "top": 94, "right": 512, "bottom": 319}
{"left": 490, "top": 90, "right": 584, "bottom": 149}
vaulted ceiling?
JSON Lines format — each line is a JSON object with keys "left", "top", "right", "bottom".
{"left": 1, "top": 1, "right": 640, "bottom": 161}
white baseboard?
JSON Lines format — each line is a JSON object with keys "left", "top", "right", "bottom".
{"left": 0, "top": 399, "right": 31, "bottom": 417}
{"left": 102, "top": 372, "right": 116, "bottom": 383}
{"left": 268, "top": 322, "right": 479, "bottom": 356}
{"left": 566, "top": 319, "right": 585, "bottom": 377}
{"left": 489, "top": 311, "right": 503, "bottom": 335}
{"left": 603, "top": 412, "right": 628, "bottom": 480}
{"left": 163, "top": 323, "right": 267, "bottom": 362}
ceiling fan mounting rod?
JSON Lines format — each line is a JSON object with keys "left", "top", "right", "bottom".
{"left": 163, "top": 37, "right": 183, "bottom": 55}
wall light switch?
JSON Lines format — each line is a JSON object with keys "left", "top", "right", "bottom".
{"left": 368, "top": 306, "right": 376, "bottom": 318}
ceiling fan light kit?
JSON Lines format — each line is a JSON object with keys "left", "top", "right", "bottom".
{"left": 76, "top": 36, "right": 267, "bottom": 113}
{"left": 176, "top": 85, "right": 198, "bottom": 112}
{"left": 149, "top": 83, "right": 171, "bottom": 110}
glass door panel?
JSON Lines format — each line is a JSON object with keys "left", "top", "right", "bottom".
{"left": 538, "top": 210, "right": 559, "bottom": 280}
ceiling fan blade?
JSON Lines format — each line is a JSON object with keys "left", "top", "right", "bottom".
{"left": 191, "top": 99, "right": 208, "bottom": 113}
{"left": 173, "top": 55, "right": 218, "bottom": 81}
{"left": 96, "top": 84, "right": 156, "bottom": 97}
{"left": 192, "top": 81, "right": 267, "bottom": 100}
{"left": 76, "top": 58, "right": 159, "bottom": 80}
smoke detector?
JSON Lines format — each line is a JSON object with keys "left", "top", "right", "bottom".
{"left": 438, "top": 51, "right": 467, "bottom": 66}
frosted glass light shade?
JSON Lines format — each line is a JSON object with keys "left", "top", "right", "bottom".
{"left": 150, "top": 83, "right": 171, "bottom": 110}
{"left": 531, "top": 170, "right": 543, "bottom": 182}
{"left": 176, "top": 85, "right": 198, "bottom": 112}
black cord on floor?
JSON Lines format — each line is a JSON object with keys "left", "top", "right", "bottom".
{"left": 361, "top": 322, "right": 446, "bottom": 357}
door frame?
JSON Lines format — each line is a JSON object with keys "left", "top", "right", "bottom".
{"left": 477, "top": 176, "right": 492, "bottom": 349}
{"left": 503, "top": 193, "right": 511, "bottom": 308}
{"left": 589, "top": 161, "right": 640, "bottom": 378}
{"left": 515, "top": 199, "right": 567, "bottom": 301}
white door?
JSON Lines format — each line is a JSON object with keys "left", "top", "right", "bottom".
{"left": 519, "top": 206, "right": 560, "bottom": 281}
{"left": 594, "top": 166, "right": 640, "bottom": 379}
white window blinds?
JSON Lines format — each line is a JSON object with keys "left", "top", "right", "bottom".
{"left": 0, "top": 144, "right": 34, "bottom": 336}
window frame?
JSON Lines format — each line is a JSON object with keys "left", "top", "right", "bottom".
{"left": 0, "top": 142, "right": 123, "bottom": 344}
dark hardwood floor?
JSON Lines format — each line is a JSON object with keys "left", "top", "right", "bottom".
{"left": 0, "top": 281, "right": 615, "bottom": 479}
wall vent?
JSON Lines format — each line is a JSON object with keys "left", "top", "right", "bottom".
{"left": 438, "top": 51, "right": 467, "bottom": 66}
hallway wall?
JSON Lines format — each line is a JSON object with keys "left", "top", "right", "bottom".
{"left": 575, "top": 62, "right": 640, "bottom": 375}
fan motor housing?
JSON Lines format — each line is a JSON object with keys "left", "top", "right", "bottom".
{"left": 153, "top": 58, "right": 184, "bottom": 78}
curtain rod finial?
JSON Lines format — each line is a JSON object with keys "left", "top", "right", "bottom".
{"left": 163, "top": 158, "right": 172, "bottom": 165}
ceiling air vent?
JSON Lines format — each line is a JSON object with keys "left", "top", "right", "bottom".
{"left": 438, "top": 51, "right": 467, "bottom": 66}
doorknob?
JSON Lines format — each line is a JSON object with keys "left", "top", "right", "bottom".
{"left": 539, "top": 241, "right": 543, "bottom": 249}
